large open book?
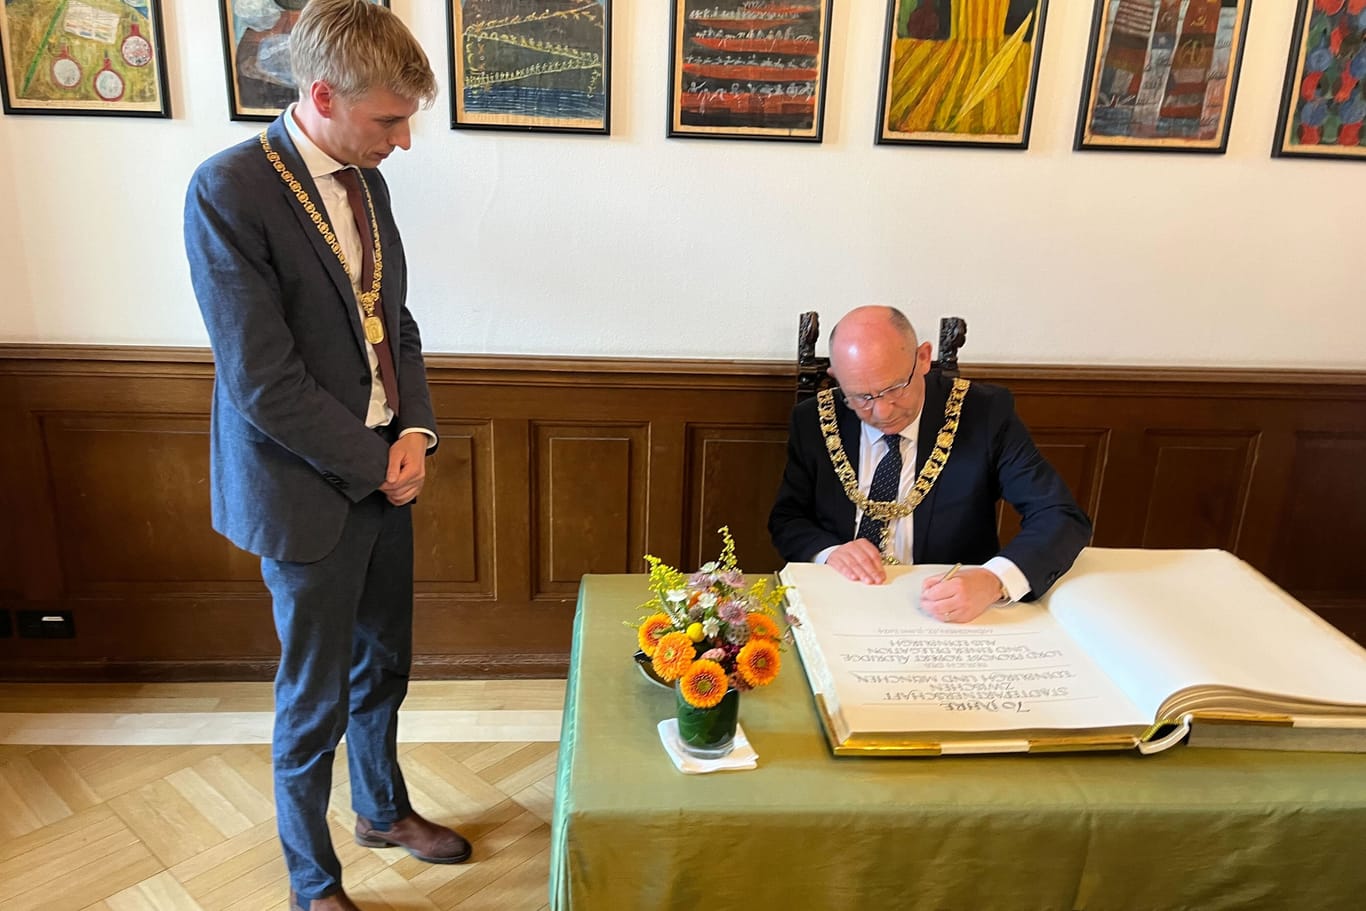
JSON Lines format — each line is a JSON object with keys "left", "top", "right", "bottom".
{"left": 781, "top": 548, "right": 1366, "bottom": 756}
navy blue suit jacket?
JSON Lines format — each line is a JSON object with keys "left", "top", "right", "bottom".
{"left": 768, "top": 372, "right": 1091, "bottom": 599}
{"left": 185, "top": 116, "right": 436, "bottom": 563}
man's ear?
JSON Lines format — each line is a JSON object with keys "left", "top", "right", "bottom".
{"left": 308, "top": 80, "right": 334, "bottom": 117}
{"left": 916, "top": 340, "right": 933, "bottom": 368}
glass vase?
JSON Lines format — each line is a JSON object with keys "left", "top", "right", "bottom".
{"left": 675, "top": 684, "right": 740, "bottom": 759}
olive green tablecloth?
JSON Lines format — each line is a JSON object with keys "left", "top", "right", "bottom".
{"left": 549, "top": 575, "right": 1366, "bottom": 911}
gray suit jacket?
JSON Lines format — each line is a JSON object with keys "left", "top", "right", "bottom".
{"left": 185, "top": 115, "right": 437, "bottom": 563}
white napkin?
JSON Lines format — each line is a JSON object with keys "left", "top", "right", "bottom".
{"left": 657, "top": 719, "right": 758, "bottom": 774}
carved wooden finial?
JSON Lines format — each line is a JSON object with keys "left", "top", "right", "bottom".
{"left": 937, "top": 316, "right": 967, "bottom": 376}
{"left": 796, "top": 311, "right": 833, "bottom": 401}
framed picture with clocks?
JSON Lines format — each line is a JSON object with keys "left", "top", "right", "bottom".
{"left": 0, "top": 0, "right": 170, "bottom": 117}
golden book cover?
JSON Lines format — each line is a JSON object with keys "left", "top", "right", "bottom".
{"left": 781, "top": 548, "right": 1366, "bottom": 756}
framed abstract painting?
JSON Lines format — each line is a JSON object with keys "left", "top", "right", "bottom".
{"left": 667, "top": 0, "right": 833, "bottom": 142}
{"left": 0, "top": 0, "right": 169, "bottom": 117}
{"left": 449, "top": 0, "right": 611, "bottom": 134}
{"left": 1075, "top": 0, "right": 1252, "bottom": 153}
{"left": 1273, "top": 0, "right": 1366, "bottom": 161}
{"left": 877, "top": 0, "right": 1050, "bottom": 149}
{"left": 219, "top": 0, "right": 389, "bottom": 123}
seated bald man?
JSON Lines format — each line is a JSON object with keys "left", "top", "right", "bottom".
{"left": 768, "top": 306, "right": 1092, "bottom": 623}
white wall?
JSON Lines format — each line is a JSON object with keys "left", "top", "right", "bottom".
{"left": 0, "top": 1, "right": 1359, "bottom": 367}
{"left": 0, "top": 108, "right": 33, "bottom": 337}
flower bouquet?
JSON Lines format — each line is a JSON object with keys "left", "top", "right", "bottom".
{"left": 633, "top": 527, "right": 790, "bottom": 757}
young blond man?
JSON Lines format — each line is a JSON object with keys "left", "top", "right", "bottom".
{"left": 185, "top": 3, "right": 468, "bottom": 908}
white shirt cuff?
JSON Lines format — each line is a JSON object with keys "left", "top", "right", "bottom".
{"left": 984, "top": 556, "right": 1031, "bottom": 603}
{"left": 813, "top": 545, "right": 838, "bottom": 565}
{"left": 399, "top": 427, "right": 438, "bottom": 451}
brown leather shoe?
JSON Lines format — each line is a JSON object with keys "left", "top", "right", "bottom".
{"left": 289, "top": 889, "right": 361, "bottom": 911}
{"left": 354, "top": 811, "right": 472, "bottom": 864}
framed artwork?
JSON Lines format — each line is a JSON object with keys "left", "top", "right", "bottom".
{"left": 219, "top": 0, "right": 389, "bottom": 123}
{"left": 1273, "top": 0, "right": 1366, "bottom": 161}
{"left": 1075, "top": 0, "right": 1252, "bottom": 153}
{"left": 449, "top": 0, "right": 611, "bottom": 134}
{"left": 0, "top": 0, "right": 169, "bottom": 117}
{"left": 877, "top": 1, "right": 1051, "bottom": 149}
{"left": 667, "top": 0, "right": 833, "bottom": 142}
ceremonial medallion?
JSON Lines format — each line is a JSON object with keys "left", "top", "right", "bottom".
{"left": 363, "top": 316, "right": 385, "bottom": 345}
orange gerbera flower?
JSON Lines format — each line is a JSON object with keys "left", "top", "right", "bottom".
{"left": 679, "top": 659, "right": 729, "bottom": 708}
{"left": 652, "top": 631, "right": 695, "bottom": 682}
{"left": 737, "top": 639, "right": 780, "bottom": 688}
{"left": 638, "top": 614, "right": 674, "bottom": 657}
{"left": 747, "top": 612, "right": 781, "bottom": 640}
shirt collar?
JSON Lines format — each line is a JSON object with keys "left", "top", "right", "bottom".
{"left": 284, "top": 103, "right": 348, "bottom": 180}
{"left": 860, "top": 409, "right": 921, "bottom": 448}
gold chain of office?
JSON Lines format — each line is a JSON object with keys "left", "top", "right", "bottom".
{"left": 258, "top": 131, "right": 387, "bottom": 345}
{"left": 817, "top": 377, "right": 970, "bottom": 561}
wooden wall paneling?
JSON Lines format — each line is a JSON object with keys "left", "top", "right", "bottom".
{"left": 8, "top": 381, "right": 64, "bottom": 601}
{"left": 685, "top": 425, "right": 790, "bottom": 573}
{"left": 1081, "top": 428, "right": 1151, "bottom": 548}
{"left": 4, "top": 347, "right": 1365, "bottom": 680}
{"left": 1137, "top": 430, "right": 1259, "bottom": 551}
{"left": 489, "top": 417, "right": 533, "bottom": 606}
{"left": 644, "top": 419, "right": 688, "bottom": 574}
{"left": 1272, "top": 433, "right": 1366, "bottom": 604}
{"left": 1223, "top": 428, "right": 1296, "bottom": 573}
{"left": 412, "top": 421, "right": 495, "bottom": 594}
{"left": 0, "top": 372, "right": 27, "bottom": 601}
{"left": 996, "top": 428, "right": 1109, "bottom": 548}
{"left": 40, "top": 413, "right": 261, "bottom": 593}
{"left": 532, "top": 421, "right": 650, "bottom": 597}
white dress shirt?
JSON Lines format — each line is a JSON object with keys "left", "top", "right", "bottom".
{"left": 283, "top": 107, "right": 434, "bottom": 447}
{"left": 814, "top": 413, "right": 1030, "bottom": 602}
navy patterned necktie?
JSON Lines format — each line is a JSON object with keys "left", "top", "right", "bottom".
{"left": 856, "top": 433, "right": 904, "bottom": 547}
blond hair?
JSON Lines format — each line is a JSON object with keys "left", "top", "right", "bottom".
{"left": 291, "top": 0, "right": 436, "bottom": 105}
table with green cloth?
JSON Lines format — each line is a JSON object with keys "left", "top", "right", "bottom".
{"left": 549, "top": 575, "right": 1366, "bottom": 911}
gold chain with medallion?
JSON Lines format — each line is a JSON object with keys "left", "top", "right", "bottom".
{"left": 817, "top": 377, "right": 970, "bottom": 563}
{"left": 258, "top": 131, "right": 387, "bottom": 344}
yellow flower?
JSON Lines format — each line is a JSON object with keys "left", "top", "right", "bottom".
{"left": 686, "top": 622, "right": 705, "bottom": 642}
{"left": 679, "top": 659, "right": 729, "bottom": 708}
{"left": 737, "top": 639, "right": 781, "bottom": 688}
{"left": 637, "top": 614, "right": 674, "bottom": 657}
{"left": 747, "top": 613, "right": 780, "bottom": 640}
{"left": 652, "top": 631, "right": 696, "bottom": 682}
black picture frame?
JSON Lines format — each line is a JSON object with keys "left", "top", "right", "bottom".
{"left": 667, "top": 0, "right": 834, "bottom": 142}
{"left": 448, "top": 0, "right": 612, "bottom": 135}
{"left": 875, "top": 0, "right": 1051, "bottom": 150}
{"left": 218, "top": 0, "right": 391, "bottom": 124}
{"left": 1272, "top": 0, "right": 1366, "bottom": 162}
{"left": 0, "top": 0, "right": 170, "bottom": 118}
{"left": 1074, "top": 0, "right": 1252, "bottom": 154}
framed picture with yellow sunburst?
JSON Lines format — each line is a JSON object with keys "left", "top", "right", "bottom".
{"left": 876, "top": 0, "right": 1050, "bottom": 148}
{"left": 1075, "top": 0, "right": 1252, "bottom": 154}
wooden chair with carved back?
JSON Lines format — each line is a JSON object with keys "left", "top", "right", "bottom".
{"left": 796, "top": 311, "right": 967, "bottom": 402}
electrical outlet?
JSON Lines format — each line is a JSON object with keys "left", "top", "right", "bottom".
{"left": 17, "top": 610, "right": 75, "bottom": 639}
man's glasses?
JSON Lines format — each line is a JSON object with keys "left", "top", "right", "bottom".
{"left": 839, "top": 371, "right": 916, "bottom": 408}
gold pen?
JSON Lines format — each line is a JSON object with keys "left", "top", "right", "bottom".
{"left": 937, "top": 562, "right": 963, "bottom": 585}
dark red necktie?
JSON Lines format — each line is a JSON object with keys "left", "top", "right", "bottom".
{"left": 333, "top": 167, "right": 400, "bottom": 417}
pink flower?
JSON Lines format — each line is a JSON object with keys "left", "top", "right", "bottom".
{"left": 719, "top": 602, "right": 746, "bottom": 624}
